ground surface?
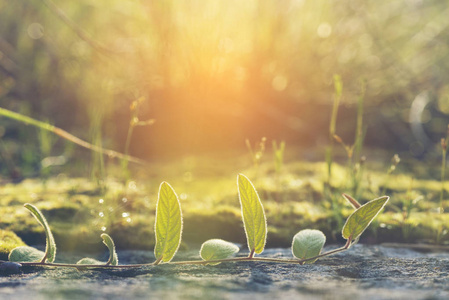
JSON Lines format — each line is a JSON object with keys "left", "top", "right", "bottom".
{"left": 1, "top": 244, "right": 449, "bottom": 299}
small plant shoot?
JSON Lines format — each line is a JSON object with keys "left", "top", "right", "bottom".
{"left": 24, "top": 203, "right": 57, "bottom": 263}
{"left": 154, "top": 182, "right": 183, "bottom": 264}
{"left": 292, "top": 229, "right": 326, "bottom": 264}
{"left": 342, "top": 196, "right": 390, "bottom": 242}
{"left": 200, "top": 239, "right": 240, "bottom": 265}
{"left": 102, "top": 233, "right": 118, "bottom": 265}
{"left": 76, "top": 233, "right": 119, "bottom": 266}
{"left": 237, "top": 174, "right": 267, "bottom": 256}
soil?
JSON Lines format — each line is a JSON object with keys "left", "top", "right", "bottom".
{"left": 1, "top": 244, "right": 449, "bottom": 299}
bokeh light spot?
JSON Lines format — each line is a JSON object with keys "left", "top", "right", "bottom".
{"left": 317, "top": 23, "right": 332, "bottom": 38}
{"left": 272, "top": 75, "right": 288, "bottom": 91}
{"left": 27, "top": 23, "right": 44, "bottom": 40}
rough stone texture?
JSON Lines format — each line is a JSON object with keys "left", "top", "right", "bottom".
{"left": 1, "top": 244, "right": 449, "bottom": 299}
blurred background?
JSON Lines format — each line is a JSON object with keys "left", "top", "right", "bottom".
{"left": 1, "top": 0, "right": 449, "bottom": 176}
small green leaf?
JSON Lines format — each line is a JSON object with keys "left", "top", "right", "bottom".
{"left": 76, "top": 257, "right": 103, "bottom": 265}
{"left": 342, "top": 193, "right": 361, "bottom": 209}
{"left": 342, "top": 196, "right": 389, "bottom": 241}
{"left": 9, "top": 246, "right": 45, "bottom": 262}
{"left": 24, "top": 203, "right": 56, "bottom": 262}
{"left": 154, "top": 182, "right": 183, "bottom": 263}
{"left": 200, "top": 239, "right": 239, "bottom": 265}
{"left": 101, "top": 233, "right": 118, "bottom": 265}
{"left": 237, "top": 174, "right": 267, "bottom": 255}
{"left": 291, "top": 229, "right": 326, "bottom": 264}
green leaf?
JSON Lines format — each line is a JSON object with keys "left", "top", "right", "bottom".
{"left": 291, "top": 229, "right": 326, "bottom": 264}
{"left": 154, "top": 182, "right": 183, "bottom": 263}
{"left": 76, "top": 257, "right": 103, "bottom": 265}
{"left": 237, "top": 174, "right": 267, "bottom": 255}
{"left": 24, "top": 203, "right": 56, "bottom": 262}
{"left": 9, "top": 246, "right": 45, "bottom": 262}
{"left": 101, "top": 233, "right": 118, "bottom": 265}
{"left": 342, "top": 196, "right": 389, "bottom": 241}
{"left": 200, "top": 239, "right": 239, "bottom": 265}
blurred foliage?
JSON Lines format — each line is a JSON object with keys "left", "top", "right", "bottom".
{"left": 1, "top": 0, "right": 449, "bottom": 172}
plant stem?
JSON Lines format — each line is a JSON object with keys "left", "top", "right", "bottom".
{"left": 1, "top": 243, "right": 353, "bottom": 270}
{"left": 327, "top": 75, "right": 343, "bottom": 187}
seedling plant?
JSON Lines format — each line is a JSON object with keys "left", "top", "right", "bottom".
{"left": 1, "top": 174, "right": 389, "bottom": 273}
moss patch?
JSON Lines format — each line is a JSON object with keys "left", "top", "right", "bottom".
{"left": 0, "top": 229, "right": 27, "bottom": 260}
{"left": 1, "top": 153, "right": 449, "bottom": 253}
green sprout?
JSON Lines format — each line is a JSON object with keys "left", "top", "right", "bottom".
{"left": 2, "top": 175, "right": 389, "bottom": 273}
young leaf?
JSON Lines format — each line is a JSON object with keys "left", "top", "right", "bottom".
{"left": 237, "top": 174, "right": 267, "bottom": 255}
{"left": 24, "top": 203, "right": 56, "bottom": 262}
{"left": 75, "top": 234, "right": 118, "bottom": 266}
{"left": 76, "top": 257, "right": 103, "bottom": 265}
{"left": 154, "top": 182, "right": 183, "bottom": 263}
{"left": 101, "top": 233, "right": 118, "bottom": 265}
{"left": 342, "top": 196, "right": 389, "bottom": 241}
{"left": 342, "top": 193, "right": 361, "bottom": 209}
{"left": 291, "top": 229, "right": 326, "bottom": 264}
{"left": 9, "top": 246, "right": 45, "bottom": 262}
{"left": 200, "top": 239, "right": 239, "bottom": 265}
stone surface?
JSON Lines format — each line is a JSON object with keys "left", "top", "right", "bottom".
{"left": 1, "top": 244, "right": 449, "bottom": 299}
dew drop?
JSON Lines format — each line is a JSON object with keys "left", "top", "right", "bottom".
{"left": 122, "top": 212, "right": 130, "bottom": 218}
{"left": 99, "top": 199, "right": 104, "bottom": 204}
{"left": 99, "top": 212, "right": 104, "bottom": 218}
{"left": 101, "top": 226, "right": 107, "bottom": 232}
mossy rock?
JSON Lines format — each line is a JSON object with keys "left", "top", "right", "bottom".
{"left": 0, "top": 230, "right": 27, "bottom": 260}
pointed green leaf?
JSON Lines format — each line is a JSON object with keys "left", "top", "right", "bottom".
{"left": 342, "top": 196, "right": 389, "bottom": 241}
{"left": 101, "top": 233, "right": 118, "bottom": 265}
{"left": 154, "top": 182, "right": 183, "bottom": 263}
{"left": 342, "top": 193, "right": 361, "bottom": 209}
{"left": 76, "top": 257, "right": 103, "bottom": 265}
{"left": 9, "top": 246, "right": 45, "bottom": 262}
{"left": 291, "top": 229, "right": 326, "bottom": 264}
{"left": 237, "top": 174, "right": 267, "bottom": 254}
{"left": 24, "top": 203, "right": 56, "bottom": 262}
{"left": 200, "top": 239, "right": 239, "bottom": 265}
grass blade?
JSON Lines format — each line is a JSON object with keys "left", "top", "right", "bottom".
{"left": 0, "top": 107, "right": 147, "bottom": 166}
{"left": 342, "top": 196, "right": 389, "bottom": 241}
{"left": 24, "top": 203, "right": 56, "bottom": 263}
{"left": 237, "top": 174, "right": 267, "bottom": 255}
{"left": 154, "top": 182, "right": 183, "bottom": 263}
